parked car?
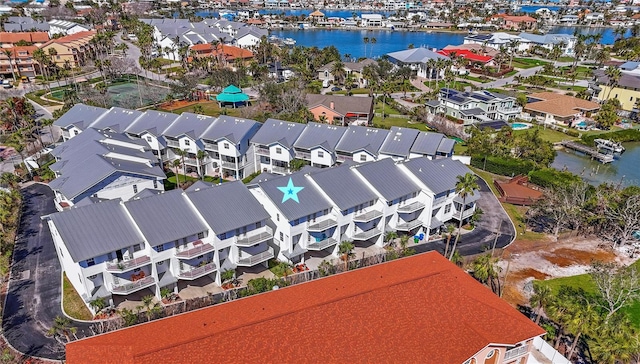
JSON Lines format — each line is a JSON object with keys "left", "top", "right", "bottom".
{"left": 21, "top": 76, "right": 29, "bottom": 83}
{"left": 2, "top": 79, "right": 12, "bottom": 89}
{"left": 331, "top": 86, "right": 341, "bottom": 92}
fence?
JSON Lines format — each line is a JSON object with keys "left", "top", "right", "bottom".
{"left": 532, "top": 336, "right": 570, "bottom": 364}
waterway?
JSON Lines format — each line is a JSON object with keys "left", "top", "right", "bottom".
{"left": 551, "top": 142, "right": 640, "bottom": 187}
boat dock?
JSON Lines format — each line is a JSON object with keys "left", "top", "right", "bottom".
{"left": 560, "top": 141, "right": 614, "bottom": 163}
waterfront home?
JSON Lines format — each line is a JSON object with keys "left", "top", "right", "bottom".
{"left": 558, "top": 15, "right": 579, "bottom": 25}
{"left": 584, "top": 12, "right": 605, "bottom": 25}
{"left": 490, "top": 14, "right": 537, "bottom": 30}
{"left": 590, "top": 68, "right": 640, "bottom": 111}
{"left": 318, "top": 58, "right": 376, "bottom": 88}
{"left": 250, "top": 118, "right": 306, "bottom": 175}
{"left": 293, "top": 122, "right": 347, "bottom": 168}
{"left": 425, "top": 88, "right": 522, "bottom": 125}
{"left": 443, "top": 43, "right": 499, "bottom": 57}
{"left": 48, "top": 128, "right": 166, "bottom": 211}
{"left": 386, "top": 47, "right": 449, "bottom": 79}
{"left": 40, "top": 30, "right": 96, "bottom": 68}
{"left": 361, "top": 14, "right": 384, "bottom": 27}
{"left": 524, "top": 92, "right": 600, "bottom": 126}
{"left": 463, "top": 32, "right": 529, "bottom": 52}
{"left": 188, "top": 43, "right": 255, "bottom": 67}
{"left": 437, "top": 48, "right": 494, "bottom": 70}
{"left": 518, "top": 32, "right": 577, "bottom": 56}
{"left": 306, "top": 94, "right": 374, "bottom": 126}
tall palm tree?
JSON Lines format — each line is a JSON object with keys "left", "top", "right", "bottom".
{"left": 331, "top": 60, "right": 346, "bottom": 86}
{"left": 470, "top": 253, "right": 501, "bottom": 294}
{"left": 33, "top": 48, "right": 51, "bottom": 92}
{"left": 426, "top": 58, "right": 436, "bottom": 89}
{"left": 566, "top": 301, "right": 600, "bottom": 360}
{"left": 2, "top": 49, "right": 16, "bottom": 82}
{"left": 363, "top": 37, "right": 369, "bottom": 58}
{"left": 508, "top": 39, "right": 520, "bottom": 68}
{"left": 605, "top": 66, "right": 622, "bottom": 100}
{"left": 171, "top": 158, "right": 182, "bottom": 189}
{"left": 529, "top": 284, "right": 552, "bottom": 325}
{"left": 369, "top": 37, "right": 377, "bottom": 58}
{"left": 196, "top": 149, "right": 207, "bottom": 179}
{"left": 449, "top": 173, "right": 479, "bottom": 261}
{"left": 443, "top": 224, "right": 456, "bottom": 258}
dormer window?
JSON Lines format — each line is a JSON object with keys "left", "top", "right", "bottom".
{"left": 185, "top": 139, "right": 190, "bottom": 146}
{"left": 224, "top": 143, "right": 230, "bottom": 149}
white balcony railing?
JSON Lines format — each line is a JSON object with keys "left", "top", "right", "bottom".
{"left": 307, "top": 218, "right": 338, "bottom": 232}
{"left": 504, "top": 346, "right": 528, "bottom": 361}
{"left": 336, "top": 154, "right": 353, "bottom": 163}
{"left": 105, "top": 255, "right": 151, "bottom": 273}
{"left": 353, "top": 209, "right": 383, "bottom": 223}
{"left": 295, "top": 150, "right": 311, "bottom": 160}
{"left": 111, "top": 276, "right": 155, "bottom": 295}
{"left": 498, "top": 106, "right": 521, "bottom": 114}
{"left": 166, "top": 139, "right": 180, "bottom": 148}
{"left": 255, "top": 147, "right": 270, "bottom": 156}
{"left": 272, "top": 165, "right": 288, "bottom": 174}
{"left": 353, "top": 228, "right": 382, "bottom": 241}
{"left": 235, "top": 226, "right": 273, "bottom": 247}
{"left": 397, "top": 201, "right": 425, "bottom": 214}
{"left": 175, "top": 242, "right": 215, "bottom": 259}
{"left": 237, "top": 246, "right": 275, "bottom": 266}
{"left": 178, "top": 262, "right": 217, "bottom": 280}
{"left": 203, "top": 142, "right": 218, "bottom": 151}
{"left": 396, "top": 219, "right": 423, "bottom": 231}
{"left": 221, "top": 159, "right": 245, "bottom": 169}
{"left": 307, "top": 237, "right": 338, "bottom": 251}
{"left": 432, "top": 195, "right": 449, "bottom": 206}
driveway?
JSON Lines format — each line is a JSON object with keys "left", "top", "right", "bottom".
{"left": 2, "top": 183, "right": 91, "bottom": 360}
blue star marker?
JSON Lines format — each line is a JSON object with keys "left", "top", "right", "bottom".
{"left": 277, "top": 178, "right": 304, "bottom": 203}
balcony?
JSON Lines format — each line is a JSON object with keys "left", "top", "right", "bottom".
{"left": 397, "top": 201, "right": 425, "bottom": 214}
{"left": 235, "top": 226, "right": 273, "bottom": 247}
{"left": 255, "top": 147, "right": 269, "bottom": 156}
{"left": 175, "top": 242, "right": 215, "bottom": 259}
{"left": 307, "top": 218, "right": 338, "bottom": 232}
{"left": 353, "top": 228, "right": 382, "bottom": 241}
{"left": 307, "top": 237, "right": 338, "bottom": 251}
{"left": 62, "top": 130, "right": 70, "bottom": 139}
{"left": 504, "top": 346, "right": 528, "bottom": 361}
{"left": 105, "top": 255, "right": 151, "bottom": 273}
{"left": 178, "top": 262, "right": 217, "bottom": 280}
{"left": 295, "top": 150, "right": 311, "bottom": 160}
{"left": 453, "top": 207, "right": 475, "bottom": 220}
{"left": 237, "top": 246, "right": 275, "bottom": 266}
{"left": 166, "top": 139, "right": 180, "bottom": 148}
{"left": 433, "top": 196, "right": 448, "bottom": 206}
{"left": 396, "top": 219, "right": 423, "bottom": 231}
{"left": 111, "top": 276, "right": 156, "bottom": 295}
{"left": 498, "top": 106, "right": 521, "bottom": 114}
{"left": 353, "top": 209, "right": 383, "bottom": 223}
{"left": 203, "top": 142, "right": 218, "bottom": 151}
{"left": 221, "top": 159, "right": 244, "bottom": 169}
{"left": 272, "top": 165, "right": 288, "bottom": 175}
{"left": 336, "top": 154, "right": 353, "bottom": 163}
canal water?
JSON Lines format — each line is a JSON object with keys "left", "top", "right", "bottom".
{"left": 551, "top": 142, "right": 640, "bottom": 187}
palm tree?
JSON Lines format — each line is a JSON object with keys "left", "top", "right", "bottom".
{"left": 196, "top": 149, "right": 207, "bottom": 179}
{"left": 171, "top": 158, "right": 182, "bottom": 189}
{"left": 2, "top": 49, "right": 16, "bottom": 82}
{"left": 529, "top": 284, "right": 552, "bottom": 325}
{"left": 363, "top": 37, "right": 369, "bottom": 58}
{"left": 605, "top": 66, "right": 621, "bottom": 100}
{"left": 426, "top": 58, "right": 436, "bottom": 89}
{"left": 449, "top": 173, "right": 479, "bottom": 261}
{"left": 470, "top": 254, "right": 502, "bottom": 294}
{"left": 508, "top": 39, "right": 520, "bottom": 68}
{"left": 48, "top": 316, "right": 77, "bottom": 343}
{"left": 137, "top": 294, "right": 161, "bottom": 322}
{"left": 338, "top": 241, "right": 354, "bottom": 271}
{"left": 369, "top": 37, "right": 377, "bottom": 58}
{"left": 565, "top": 301, "right": 600, "bottom": 360}
{"left": 434, "top": 58, "right": 446, "bottom": 89}
{"left": 331, "top": 60, "right": 346, "bottom": 86}
{"left": 33, "top": 48, "right": 51, "bottom": 92}
{"left": 443, "top": 224, "right": 456, "bottom": 258}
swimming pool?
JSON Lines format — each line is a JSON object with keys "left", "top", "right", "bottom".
{"left": 575, "top": 121, "right": 587, "bottom": 128}
{"left": 511, "top": 122, "right": 531, "bottom": 130}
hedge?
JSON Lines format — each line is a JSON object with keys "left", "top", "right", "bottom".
{"left": 470, "top": 155, "right": 537, "bottom": 176}
{"left": 528, "top": 168, "right": 581, "bottom": 189}
{"left": 581, "top": 129, "right": 640, "bottom": 146}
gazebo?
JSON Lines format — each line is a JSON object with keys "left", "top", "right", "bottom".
{"left": 216, "top": 85, "right": 249, "bottom": 108}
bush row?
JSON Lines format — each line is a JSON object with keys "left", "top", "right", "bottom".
{"left": 470, "top": 155, "right": 537, "bottom": 176}
{"left": 528, "top": 168, "right": 582, "bottom": 189}
{"left": 581, "top": 129, "right": 640, "bottom": 146}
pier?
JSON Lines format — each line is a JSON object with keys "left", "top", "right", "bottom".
{"left": 560, "top": 141, "right": 614, "bottom": 164}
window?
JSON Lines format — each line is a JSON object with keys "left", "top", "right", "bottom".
{"left": 198, "top": 231, "right": 205, "bottom": 239}
{"left": 486, "top": 350, "right": 496, "bottom": 359}
{"left": 156, "top": 244, "right": 165, "bottom": 252}
{"left": 133, "top": 244, "right": 142, "bottom": 252}
{"left": 276, "top": 147, "right": 282, "bottom": 154}
{"left": 73, "top": 130, "right": 79, "bottom": 136}
{"left": 133, "top": 185, "right": 138, "bottom": 193}
{"left": 360, "top": 154, "right": 367, "bottom": 162}
{"left": 317, "top": 151, "right": 324, "bottom": 158}
{"left": 224, "top": 143, "right": 230, "bottom": 149}
{"left": 86, "top": 258, "right": 95, "bottom": 266}
{"left": 89, "top": 274, "right": 97, "bottom": 279}
{"left": 279, "top": 232, "right": 284, "bottom": 241}
{"left": 146, "top": 136, "right": 152, "bottom": 142}
{"left": 185, "top": 139, "right": 190, "bottom": 146}
{"left": 183, "top": 237, "right": 188, "bottom": 244}
{"left": 107, "top": 252, "right": 113, "bottom": 260}
{"left": 277, "top": 213, "right": 280, "bottom": 221}
{"left": 631, "top": 96, "right": 634, "bottom": 102}
{"left": 153, "top": 180, "right": 158, "bottom": 189}
{"left": 444, "top": 204, "right": 452, "bottom": 214}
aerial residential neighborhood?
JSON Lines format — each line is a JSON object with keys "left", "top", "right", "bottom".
{"left": 0, "top": 0, "right": 640, "bottom": 362}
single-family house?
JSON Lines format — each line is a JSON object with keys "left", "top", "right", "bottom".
{"left": 305, "top": 94, "right": 374, "bottom": 126}
{"left": 524, "top": 92, "right": 600, "bottom": 125}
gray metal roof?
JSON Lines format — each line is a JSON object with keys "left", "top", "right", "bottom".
{"left": 379, "top": 127, "right": 420, "bottom": 158}
{"left": 437, "top": 138, "right": 456, "bottom": 154}
{"left": 125, "top": 110, "right": 180, "bottom": 136}
{"left": 335, "top": 125, "right": 389, "bottom": 155}
{"left": 353, "top": 158, "right": 420, "bottom": 202}
{"left": 257, "top": 171, "right": 333, "bottom": 221}
{"left": 293, "top": 122, "right": 347, "bottom": 151}
{"left": 460, "top": 108, "right": 486, "bottom": 116}
{"left": 185, "top": 180, "right": 216, "bottom": 192}
{"left": 250, "top": 118, "right": 305, "bottom": 148}
{"left": 200, "top": 115, "right": 261, "bottom": 144}
{"left": 410, "top": 132, "right": 444, "bottom": 156}
{"left": 53, "top": 103, "right": 108, "bottom": 129}
{"left": 124, "top": 190, "right": 208, "bottom": 247}
{"left": 186, "top": 181, "right": 270, "bottom": 234}
{"left": 402, "top": 157, "right": 472, "bottom": 195}
{"left": 49, "top": 199, "right": 144, "bottom": 263}
{"left": 387, "top": 47, "right": 448, "bottom": 64}
{"left": 309, "top": 165, "right": 378, "bottom": 211}
{"left": 89, "top": 107, "right": 144, "bottom": 133}
{"left": 163, "top": 112, "right": 216, "bottom": 139}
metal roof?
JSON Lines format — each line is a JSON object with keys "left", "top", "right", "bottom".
{"left": 53, "top": 103, "right": 108, "bottom": 129}
{"left": 293, "top": 122, "right": 347, "bottom": 151}
{"left": 437, "top": 138, "right": 456, "bottom": 154}
{"left": 379, "top": 127, "right": 420, "bottom": 158}
{"left": 125, "top": 110, "right": 180, "bottom": 136}
{"left": 257, "top": 171, "right": 333, "bottom": 222}
{"left": 309, "top": 165, "right": 378, "bottom": 211}
{"left": 250, "top": 118, "right": 306, "bottom": 148}
{"left": 402, "top": 158, "right": 472, "bottom": 195}
{"left": 410, "top": 132, "right": 444, "bottom": 156}
{"left": 353, "top": 158, "right": 420, "bottom": 202}
{"left": 89, "top": 107, "right": 144, "bottom": 133}
{"left": 48, "top": 199, "right": 144, "bottom": 263}
{"left": 387, "top": 47, "right": 448, "bottom": 64}
{"left": 186, "top": 181, "right": 270, "bottom": 234}
{"left": 163, "top": 112, "right": 217, "bottom": 139}
{"left": 335, "top": 125, "right": 389, "bottom": 155}
{"left": 124, "top": 190, "right": 208, "bottom": 247}
{"left": 200, "top": 115, "right": 260, "bottom": 144}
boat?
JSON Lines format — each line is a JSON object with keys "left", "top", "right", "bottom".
{"left": 283, "top": 38, "right": 296, "bottom": 46}
{"left": 595, "top": 139, "right": 625, "bottom": 154}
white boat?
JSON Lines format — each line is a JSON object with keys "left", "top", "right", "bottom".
{"left": 283, "top": 38, "right": 296, "bottom": 46}
{"left": 595, "top": 139, "right": 625, "bottom": 154}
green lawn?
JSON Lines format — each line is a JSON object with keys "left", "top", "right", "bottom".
{"left": 513, "top": 125, "right": 576, "bottom": 144}
{"left": 461, "top": 74, "right": 491, "bottom": 83}
{"left": 160, "top": 101, "right": 243, "bottom": 118}
{"left": 424, "top": 80, "right": 473, "bottom": 91}
{"left": 372, "top": 116, "right": 432, "bottom": 131}
{"left": 557, "top": 56, "right": 576, "bottom": 63}
{"left": 25, "top": 91, "right": 62, "bottom": 107}
{"left": 333, "top": 88, "right": 371, "bottom": 95}
{"left": 63, "top": 273, "right": 93, "bottom": 320}
{"left": 512, "top": 58, "right": 550, "bottom": 69}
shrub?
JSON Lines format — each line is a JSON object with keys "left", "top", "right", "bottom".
{"left": 470, "top": 155, "right": 537, "bottom": 176}
{"left": 581, "top": 129, "right": 640, "bottom": 146}
{"left": 565, "top": 129, "right": 580, "bottom": 137}
{"left": 528, "top": 168, "right": 581, "bottom": 189}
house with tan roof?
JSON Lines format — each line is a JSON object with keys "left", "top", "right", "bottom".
{"left": 524, "top": 92, "right": 600, "bottom": 125}
{"left": 188, "top": 43, "right": 254, "bottom": 67}
{"left": 40, "top": 30, "right": 96, "bottom": 68}
{"left": 318, "top": 58, "right": 376, "bottom": 88}
{"left": 306, "top": 94, "right": 374, "bottom": 126}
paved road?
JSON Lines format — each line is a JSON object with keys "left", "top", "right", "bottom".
{"left": 113, "top": 33, "right": 170, "bottom": 83}
{"left": 2, "top": 184, "right": 91, "bottom": 361}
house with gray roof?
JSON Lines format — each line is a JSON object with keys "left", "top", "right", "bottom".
{"left": 378, "top": 126, "right": 420, "bottom": 161}
{"left": 54, "top": 103, "right": 109, "bottom": 141}
{"left": 48, "top": 128, "right": 165, "bottom": 210}
{"left": 293, "top": 122, "right": 347, "bottom": 168}
{"left": 90, "top": 107, "right": 144, "bottom": 134}
{"left": 409, "top": 132, "right": 446, "bottom": 159}
{"left": 518, "top": 32, "right": 576, "bottom": 56}
{"left": 250, "top": 118, "right": 306, "bottom": 175}
{"left": 387, "top": 47, "right": 449, "bottom": 78}
{"left": 335, "top": 125, "right": 389, "bottom": 163}
{"left": 125, "top": 110, "right": 180, "bottom": 161}
{"left": 425, "top": 88, "right": 521, "bottom": 125}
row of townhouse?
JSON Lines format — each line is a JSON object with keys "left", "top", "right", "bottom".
{"left": 52, "top": 104, "right": 457, "bottom": 206}
{"left": 44, "top": 156, "right": 477, "bottom": 313}
{"left": 425, "top": 88, "right": 522, "bottom": 125}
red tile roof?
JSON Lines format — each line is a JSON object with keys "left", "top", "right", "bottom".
{"left": 43, "top": 30, "right": 96, "bottom": 46}
{"left": 438, "top": 49, "right": 493, "bottom": 63}
{"left": 0, "top": 32, "right": 50, "bottom": 44}
{"left": 189, "top": 43, "right": 254, "bottom": 61}
{"left": 66, "top": 252, "right": 545, "bottom": 364}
